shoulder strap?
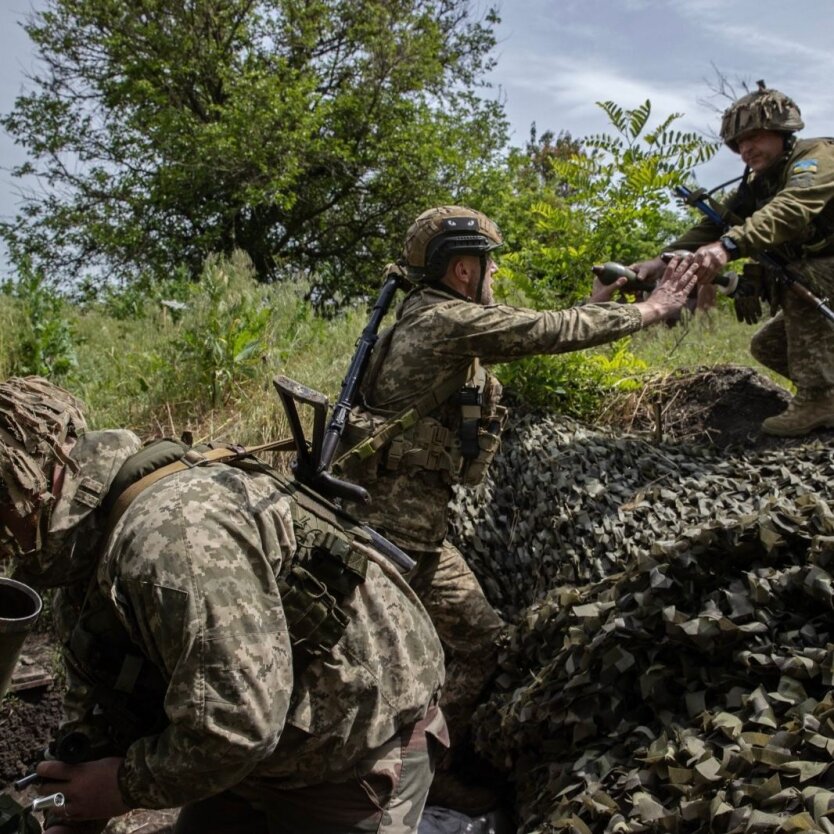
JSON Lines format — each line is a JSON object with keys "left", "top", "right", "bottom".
{"left": 105, "top": 438, "right": 295, "bottom": 539}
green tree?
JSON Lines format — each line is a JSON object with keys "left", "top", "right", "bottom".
{"left": 479, "top": 100, "right": 719, "bottom": 309}
{"left": 3, "top": 0, "right": 506, "bottom": 303}
{"left": 465, "top": 99, "right": 719, "bottom": 413}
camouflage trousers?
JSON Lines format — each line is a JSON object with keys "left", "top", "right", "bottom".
{"left": 750, "top": 256, "right": 834, "bottom": 394}
{"left": 174, "top": 706, "right": 445, "bottom": 834}
{"left": 407, "top": 540, "right": 506, "bottom": 746}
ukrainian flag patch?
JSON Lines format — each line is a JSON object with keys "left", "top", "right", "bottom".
{"left": 792, "top": 159, "right": 818, "bottom": 175}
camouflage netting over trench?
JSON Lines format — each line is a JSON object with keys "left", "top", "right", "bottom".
{"left": 449, "top": 412, "right": 834, "bottom": 833}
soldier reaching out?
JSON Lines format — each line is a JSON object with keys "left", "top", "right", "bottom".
{"left": 334, "top": 205, "right": 700, "bottom": 809}
{"left": 632, "top": 82, "right": 834, "bottom": 437}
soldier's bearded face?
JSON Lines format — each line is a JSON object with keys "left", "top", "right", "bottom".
{"left": 737, "top": 130, "right": 786, "bottom": 173}
{"left": 463, "top": 256, "right": 497, "bottom": 304}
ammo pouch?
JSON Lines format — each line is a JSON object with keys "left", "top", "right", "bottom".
{"left": 384, "top": 406, "right": 507, "bottom": 486}
{"left": 335, "top": 362, "right": 507, "bottom": 488}
{"left": 277, "top": 523, "right": 368, "bottom": 660}
{"left": 743, "top": 260, "right": 785, "bottom": 316}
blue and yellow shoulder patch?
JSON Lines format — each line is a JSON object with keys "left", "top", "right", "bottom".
{"left": 792, "top": 159, "right": 818, "bottom": 175}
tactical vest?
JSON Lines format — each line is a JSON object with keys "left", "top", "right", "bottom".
{"left": 334, "top": 328, "right": 507, "bottom": 489}
{"left": 59, "top": 438, "right": 376, "bottom": 760}
{"left": 729, "top": 138, "right": 834, "bottom": 261}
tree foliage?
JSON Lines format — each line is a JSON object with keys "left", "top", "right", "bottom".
{"left": 2, "top": 0, "right": 506, "bottom": 302}
{"left": 464, "top": 100, "right": 719, "bottom": 411}
{"left": 480, "top": 99, "right": 720, "bottom": 310}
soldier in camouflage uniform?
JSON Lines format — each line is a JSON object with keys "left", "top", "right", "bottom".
{"left": 334, "top": 206, "right": 700, "bottom": 808}
{"left": 633, "top": 82, "right": 834, "bottom": 437}
{"left": 0, "top": 376, "right": 446, "bottom": 834}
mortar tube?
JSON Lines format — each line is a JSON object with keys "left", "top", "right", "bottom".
{"left": 0, "top": 576, "right": 43, "bottom": 700}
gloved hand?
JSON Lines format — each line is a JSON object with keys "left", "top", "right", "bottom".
{"left": 732, "top": 272, "right": 763, "bottom": 324}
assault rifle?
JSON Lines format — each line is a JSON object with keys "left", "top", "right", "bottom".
{"left": 674, "top": 184, "right": 834, "bottom": 326}
{"left": 318, "top": 266, "right": 404, "bottom": 478}
{"left": 273, "top": 266, "right": 404, "bottom": 504}
{"left": 272, "top": 266, "right": 414, "bottom": 573}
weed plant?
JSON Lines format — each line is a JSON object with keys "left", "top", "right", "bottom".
{"left": 0, "top": 252, "right": 790, "bottom": 448}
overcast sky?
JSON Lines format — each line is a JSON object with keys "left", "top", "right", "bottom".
{"left": 2, "top": 0, "right": 834, "bottom": 275}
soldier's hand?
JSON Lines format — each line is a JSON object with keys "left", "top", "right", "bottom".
{"left": 690, "top": 242, "right": 730, "bottom": 285}
{"left": 635, "top": 257, "right": 700, "bottom": 326}
{"left": 732, "top": 275, "right": 763, "bottom": 324}
{"left": 37, "top": 758, "right": 129, "bottom": 823}
{"left": 589, "top": 274, "right": 628, "bottom": 302}
{"left": 629, "top": 256, "right": 665, "bottom": 283}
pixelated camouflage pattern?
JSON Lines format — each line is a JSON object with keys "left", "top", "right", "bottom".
{"left": 178, "top": 706, "right": 444, "bottom": 833}
{"left": 750, "top": 254, "right": 834, "bottom": 395}
{"left": 55, "top": 447, "right": 446, "bottom": 810}
{"left": 0, "top": 376, "right": 86, "bottom": 518}
{"left": 720, "top": 84, "right": 804, "bottom": 152}
{"left": 344, "top": 284, "right": 643, "bottom": 550}
{"left": 671, "top": 138, "right": 834, "bottom": 262}
{"left": 406, "top": 541, "right": 504, "bottom": 744}
{"left": 13, "top": 429, "right": 141, "bottom": 588}
{"left": 244, "top": 704, "right": 444, "bottom": 832}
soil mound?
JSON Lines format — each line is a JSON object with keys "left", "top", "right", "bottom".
{"left": 602, "top": 363, "right": 824, "bottom": 450}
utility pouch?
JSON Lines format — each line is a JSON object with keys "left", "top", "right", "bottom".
{"left": 459, "top": 405, "right": 508, "bottom": 486}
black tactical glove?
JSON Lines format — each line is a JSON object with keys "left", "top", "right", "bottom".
{"left": 732, "top": 268, "right": 763, "bottom": 324}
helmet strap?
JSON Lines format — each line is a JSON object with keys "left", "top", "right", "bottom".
{"left": 475, "top": 254, "right": 488, "bottom": 303}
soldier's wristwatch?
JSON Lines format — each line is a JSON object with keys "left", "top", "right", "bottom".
{"left": 719, "top": 236, "right": 739, "bottom": 259}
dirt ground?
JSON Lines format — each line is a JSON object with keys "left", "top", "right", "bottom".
{"left": 600, "top": 362, "right": 833, "bottom": 450}
{"left": 2, "top": 365, "right": 830, "bottom": 832}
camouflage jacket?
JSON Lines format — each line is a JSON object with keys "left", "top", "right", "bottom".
{"left": 340, "top": 285, "right": 643, "bottom": 551}
{"left": 671, "top": 137, "right": 834, "bottom": 261}
{"left": 48, "top": 431, "right": 444, "bottom": 810}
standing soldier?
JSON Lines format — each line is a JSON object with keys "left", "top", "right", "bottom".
{"left": 334, "top": 205, "right": 700, "bottom": 809}
{"left": 0, "top": 376, "right": 446, "bottom": 834}
{"left": 632, "top": 82, "right": 834, "bottom": 437}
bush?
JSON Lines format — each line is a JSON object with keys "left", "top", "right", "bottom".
{"left": 1, "top": 259, "right": 76, "bottom": 379}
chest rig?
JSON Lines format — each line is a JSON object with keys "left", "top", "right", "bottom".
{"left": 730, "top": 138, "right": 834, "bottom": 260}
{"left": 334, "top": 351, "right": 507, "bottom": 489}
{"left": 59, "top": 439, "right": 373, "bottom": 759}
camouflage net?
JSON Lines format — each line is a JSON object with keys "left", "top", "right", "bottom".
{"left": 450, "top": 413, "right": 834, "bottom": 833}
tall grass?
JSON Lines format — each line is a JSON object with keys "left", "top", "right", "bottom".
{"left": 625, "top": 301, "right": 790, "bottom": 390}
{"left": 0, "top": 255, "right": 791, "bottom": 449}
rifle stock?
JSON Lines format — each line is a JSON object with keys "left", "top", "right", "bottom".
{"left": 318, "top": 269, "right": 403, "bottom": 472}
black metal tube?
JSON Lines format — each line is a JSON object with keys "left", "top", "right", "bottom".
{"left": 0, "top": 577, "right": 43, "bottom": 701}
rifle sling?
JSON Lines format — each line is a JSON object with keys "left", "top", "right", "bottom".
{"left": 333, "top": 362, "right": 477, "bottom": 471}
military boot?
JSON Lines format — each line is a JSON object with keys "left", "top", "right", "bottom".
{"left": 761, "top": 389, "right": 834, "bottom": 437}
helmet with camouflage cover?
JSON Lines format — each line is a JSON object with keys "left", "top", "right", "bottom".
{"left": 402, "top": 206, "right": 503, "bottom": 282}
{"left": 0, "top": 376, "right": 86, "bottom": 557}
{"left": 720, "top": 80, "right": 804, "bottom": 153}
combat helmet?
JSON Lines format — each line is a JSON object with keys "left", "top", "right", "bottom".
{"left": 402, "top": 206, "right": 503, "bottom": 283}
{"left": 720, "top": 80, "right": 804, "bottom": 152}
{"left": 0, "top": 376, "right": 86, "bottom": 556}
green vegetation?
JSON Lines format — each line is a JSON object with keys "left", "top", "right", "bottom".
{"left": 1, "top": 0, "right": 756, "bottom": 425}
{"left": 2, "top": 0, "right": 506, "bottom": 304}
{"left": 0, "top": 252, "right": 782, "bottom": 440}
